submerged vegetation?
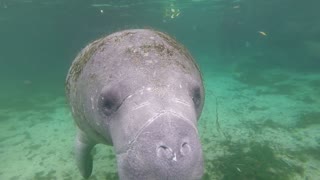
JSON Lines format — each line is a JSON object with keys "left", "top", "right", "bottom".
{"left": 288, "top": 146, "right": 320, "bottom": 162}
{"left": 231, "top": 59, "right": 290, "bottom": 86}
{"left": 231, "top": 62, "right": 301, "bottom": 96}
{"left": 204, "top": 142, "right": 304, "bottom": 180}
{"left": 241, "top": 118, "right": 288, "bottom": 134}
{"left": 295, "top": 111, "right": 320, "bottom": 128}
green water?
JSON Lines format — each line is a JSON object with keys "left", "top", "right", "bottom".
{"left": 1, "top": 0, "right": 319, "bottom": 179}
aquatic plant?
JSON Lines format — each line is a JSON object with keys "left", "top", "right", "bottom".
{"left": 295, "top": 111, "right": 320, "bottom": 128}
{"left": 204, "top": 142, "right": 303, "bottom": 180}
{"left": 242, "top": 118, "right": 288, "bottom": 134}
{"left": 288, "top": 146, "right": 320, "bottom": 162}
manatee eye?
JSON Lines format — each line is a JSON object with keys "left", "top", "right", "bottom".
{"left": 192, "top": 87, "right": 201, "bottom": 109}
{"left": 98, "top": 87, "right": 122, "bottom": 116}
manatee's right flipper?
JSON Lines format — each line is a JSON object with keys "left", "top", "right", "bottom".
{"left": 75, "top": 129, "right": 95, "bottom": 179}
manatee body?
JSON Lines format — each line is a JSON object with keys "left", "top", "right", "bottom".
{"left": 65, "top": 29, "right": 205, "bottom": 180}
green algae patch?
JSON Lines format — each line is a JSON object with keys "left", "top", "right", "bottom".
{"left": 204, "top": 142, "right": 303, "bottom": 180}
{"left": 242, "top": 118, "right": 289, "bottom": 134}
{"left": 288, "top": 146, "right": 320, "bottom": 162}
{"left": 295, "top": 111, "right": 320, "bottom": 128}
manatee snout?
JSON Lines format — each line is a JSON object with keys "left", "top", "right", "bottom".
{"left": 117, "top": 113, "right": 203, "bottom": 180}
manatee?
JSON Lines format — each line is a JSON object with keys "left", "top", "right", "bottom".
{"left": 65, "top": 29, "right": 205, "bottom": 180}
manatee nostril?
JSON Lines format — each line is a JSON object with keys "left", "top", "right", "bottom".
{"left": 180, "top": 142, "right": 191, "bottom": 156}
{"left": 157, "top": 145, "right": 174, "bottom": 160}
{"left": 159, "top": 145, "right": 168, "bottom": 150}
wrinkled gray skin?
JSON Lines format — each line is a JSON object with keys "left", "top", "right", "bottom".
{"left": 65, "top": 29, "right": 205, "bottom": 180}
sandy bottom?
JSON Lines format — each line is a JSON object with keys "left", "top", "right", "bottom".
{"left": 1, "top": 56, "right": 319, "bottom": 180}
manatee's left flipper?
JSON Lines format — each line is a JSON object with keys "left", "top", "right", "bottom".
{"left": 75, "top": 128, "right": 96, "bottom": 179}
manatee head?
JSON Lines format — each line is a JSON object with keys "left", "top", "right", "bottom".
{"left": 98, "top": 74, "right": 204, "bottom": 180}
{"left": 67, "top": 29, "right": 204, "bottom": 180}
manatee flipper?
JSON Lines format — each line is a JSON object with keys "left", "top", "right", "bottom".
{"left": 75, "top": 129, "right": 95, "bottom": 179}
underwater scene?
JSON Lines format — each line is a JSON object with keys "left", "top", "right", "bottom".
{"left": 0, "top": 0, "right": 319, "bottom": 179}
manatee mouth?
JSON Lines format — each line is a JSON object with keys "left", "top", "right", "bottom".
{"left": 115, "top": 110, "right": 203, "bottom": 180}
{"left": 116, "top": 110, "right": 198, "bottom": 155}
{"left": 131, "top": 110, "right": 197, "bottom": 149}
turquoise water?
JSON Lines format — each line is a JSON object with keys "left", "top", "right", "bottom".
{"left": 1, "top": 0, "right": 319, "bottom": 179}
